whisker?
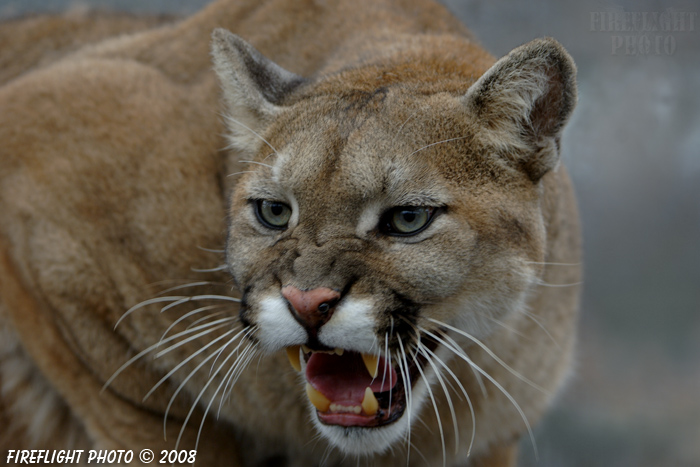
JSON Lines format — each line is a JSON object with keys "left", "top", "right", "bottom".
{"left": 196, "top": 246, "right": 225, "bottom": 254}
{"left": 409, "top": 440, "right": 430, "bottom": 467}
{"left": 534, "top": 279, "right": 583, "bottom": 288}
{"left": 381, "top": 332, "right": 390, "bottom": 414}
{"left": 410, "top": 345, "right": 447, "bottom": 467}
{"left": 419, "top": 329, "right": 476, "bottom": 456}
{"left": 414, "top": 415, "right": 433, "bottom": 434}
{"left": 302, "top": 430, "right": 325, "bottom": 456}
{"left": 396, "top": 338, "right": 413, "bottom": 467}
{"left": 156, "top": 281, "right": 217, "bottom": 296}
{"left": 427, "top": 318, "right": 549, "bottom": 395}
{"left": 195, "top": 338, "right": 260, "bottom": 453}
{"left": 102, "top": 320, "right": 233, "bottom": 391}
{"left": 116, "top": 296, "right": 190, "bottom": 329}
{"left": 222, "top": 113, "right": 279, "bottom": 156}
{"left": 115, "top": 294, "right": 240, "bottom": 329}
{"left": 206, "top": 325, "right": 246, "bottom": 380}
{"left": 159, "top": 304, "right": 229, "bottom": 344}
{"left": 160, "top": 297, "right": 195, "bottom": 314}
{"left": 368, "top": 334, "right": 380, "bottom": 357}
{"left": 240, "top": 159, "right": 274, "bottom": 169}
{"left": 484, "top": 315, "right": 531, "bottom": 341}
{"left": 440, "top": 332, "right": 488, "bottom": 398}
{"left": 161, "top": 294, "right": 242, "bottom": 316}
{"left": 519, "top": 309, "right": 561, "bottom": 350}
{"left": 320, "top": 442, "right": 334, "bottom": 466}
{"left": 416, "top": 341, "right": 459, "bottom": 459}
{"left": 185, "top": 294, "right": 241, "bottom": 303}
{"left": 399, "top": 316, "right": 458, "bottom": 458}
{"left": 187, "top": 310, "right": 231, "bottom": 331}
{"left": 175, "top": 338, "right": 255, "bottom": 450}
{"left": 195, "top": 346, "right": 249, "bottom": 448}
{"left": 384, "top": 316, "right": 398, "bottom": 414}
{"left": 218, "top": 336, "right": 258, "bottom": 416}
{"left": 216, "top": 327, "right": 258, "bottom": 404}
{"left": 392, "top": 110, "right": 419, "bottom": 147}
{"left": 524, "top": 261, "right": 580, "bottom": 267}
{"left": 226, "top": 170, "right": 257, "bottom": 178}
{"left": 388, "top": 317, "right": 396, "bottom": 416}
{"left": 401, "top": 315, "right": 473, "bottom": 407}
{"left": 146, "top": 278, "right": 209, "bottom": 289}
{"left": 143, "top": 325, "right": 243, "bottom": 402}
{"left": 191, "top": 265, "right": 229, "bottom": 273}
{"left": 163, "top": 325, "right": 251, "bottom": 440}
{"left": 429, "top": 332, "right": 538, "bottom": 458}
{"left": 155, "top": 317, "right": 237, "bottom": 358}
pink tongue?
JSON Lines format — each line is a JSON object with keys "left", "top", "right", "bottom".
{"left": 305, "top": 352, "right": 397, "bottom": 405}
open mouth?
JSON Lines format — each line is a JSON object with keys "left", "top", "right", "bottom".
{"left": 286, "top": 342, "right": 435, "bottom": 428}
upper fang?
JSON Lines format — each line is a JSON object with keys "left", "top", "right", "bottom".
{"left": 361, "top": 353, "right": 379, "bottom": 378}
{"left": 286, "top": 346, "right": 301, "bottom": 371}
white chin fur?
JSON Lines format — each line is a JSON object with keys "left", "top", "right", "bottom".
{"left": 313, "top": 415, "right": 409, "bottom": 455}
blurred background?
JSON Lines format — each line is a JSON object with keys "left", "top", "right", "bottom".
{"left": 1, "top": 1, "right": 698, "bottom": 466}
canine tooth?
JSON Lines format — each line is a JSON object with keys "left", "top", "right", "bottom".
{"left": 301, "top": 344, "right": 311, "bottom": 354}
{"left": 286, "top": 346, "right": 301, "bottom": 372}
{"left": 335, "top": 348, "right": 344, "bottom": 356}
{"left": 361, "top": 353, "right": 379, "bottom": 378}
{"left": 361, "top": 387, "right": 379, "bottom": 416}
{"left": 306, "top": 383, "right": 330, "bottom": 412}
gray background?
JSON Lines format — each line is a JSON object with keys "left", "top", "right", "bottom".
{"left": 1, "top": 1, "right": 698, "bottom": 466}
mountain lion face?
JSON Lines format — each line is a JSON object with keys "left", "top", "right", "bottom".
{"left": 213, "top": 29, "right": 576, "bottom": 454}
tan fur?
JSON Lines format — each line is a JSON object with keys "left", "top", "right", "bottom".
{"left": 0, "top": 1, "right": 580, "bottom": 466}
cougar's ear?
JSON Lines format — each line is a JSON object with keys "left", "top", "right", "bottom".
{"left": 465, "top": 38, "right": 577, "bottom": 181}
{"left": 211, "top": 28, "right": 307, "bottom": 153}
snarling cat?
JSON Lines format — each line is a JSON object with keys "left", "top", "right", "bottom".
{"left": 0, "top": 1, "right": 580, "bottom": 465}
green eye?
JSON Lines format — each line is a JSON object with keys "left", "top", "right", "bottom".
{"left": 255, "top": 200, "right": 292, "bottom": 229}
{"left": 381, "top": 206, "right": 437, "bottom": 236}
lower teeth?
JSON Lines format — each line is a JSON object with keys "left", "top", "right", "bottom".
{"left": 329, "top": 404, "right": 361, "bottom": 414}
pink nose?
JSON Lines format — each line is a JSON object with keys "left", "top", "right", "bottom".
{"left": 281, "top": 285, "right": 340, "bottom": 331}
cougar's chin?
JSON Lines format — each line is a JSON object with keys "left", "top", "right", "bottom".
{"left": 313, "top": 406, "right": 412, "bottom": 454}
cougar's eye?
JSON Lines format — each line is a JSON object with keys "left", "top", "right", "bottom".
{"left": 255, "top": 200, "right": 292, "bottom": 229}
{"left": 380, "top": 206, "right": 437, "bottom": 236}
